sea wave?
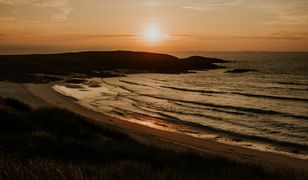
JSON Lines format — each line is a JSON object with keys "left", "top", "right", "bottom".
{"left": 109, "top": 105, "right": 308, "bottom": 151}
{"left": 138, "top": 93, "right": 308, "bottom": 120}
{"left": 161, "top": 85, "right": 308, "bottom": 102}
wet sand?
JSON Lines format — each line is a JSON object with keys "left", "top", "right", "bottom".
{"left": 1, "top": 82, "right": 307, "bottom": 171}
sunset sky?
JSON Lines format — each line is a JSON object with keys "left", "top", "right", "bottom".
{"left": 0, "top": 0, "right": 308, "bottom": 54}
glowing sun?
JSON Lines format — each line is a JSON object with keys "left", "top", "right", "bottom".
{"left": 143, "top": 25, "right": 165, "bottom": 43}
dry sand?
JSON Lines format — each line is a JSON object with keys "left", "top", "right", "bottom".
{"left": 1, "top": 82, "right": 307, "bottom": 171}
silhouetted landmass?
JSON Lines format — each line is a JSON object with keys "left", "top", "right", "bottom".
{"left": 225, "top": 68, "right": 255, "bottom": 73}
{"left": 182, "top": 55, "right": 228, "bottom": 64}
{"left": 0, "top": 97, "right": 306, "bottom": 179}
{"left": 0, "top": 51, "right": 228, "bottom": 83}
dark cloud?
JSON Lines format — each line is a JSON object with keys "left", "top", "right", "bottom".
{"left": 49, "top": 34, "right": 140, "bottom": 41}
{"left": 171, "top": 33, "right": 308, "bottom": 40}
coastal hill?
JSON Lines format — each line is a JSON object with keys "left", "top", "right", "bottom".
{"left": 0, "top": 51, "right": 228, "bottom": 83}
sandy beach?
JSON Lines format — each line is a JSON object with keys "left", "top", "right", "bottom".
{"left": 1, "top": 82, "right": 307, "bottom": 171}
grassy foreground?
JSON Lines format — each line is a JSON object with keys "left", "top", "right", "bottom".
{"left": 0, "top": 97, "right": 306, "bottom": 180}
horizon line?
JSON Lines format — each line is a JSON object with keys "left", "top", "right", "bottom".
{"left": 1, "top": 50, "right": 308, "bottom": 56}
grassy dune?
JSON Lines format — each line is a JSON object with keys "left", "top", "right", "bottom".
{"left": 0, "top": 97, "right": 306, "bottom": 179}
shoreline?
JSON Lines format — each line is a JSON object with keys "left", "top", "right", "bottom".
{"left": 1, "top": 82, "right": 307, "bottom": 171}
{"left": 52, "top": 79, "right": 308, "bottom": 160}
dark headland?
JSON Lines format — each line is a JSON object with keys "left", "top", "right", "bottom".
{"left": 0, "top": 51, "right": 228, "bottom": 83}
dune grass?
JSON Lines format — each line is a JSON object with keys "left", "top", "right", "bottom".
{"left": 0, "top": 97, "right": 307, "bottom": 179}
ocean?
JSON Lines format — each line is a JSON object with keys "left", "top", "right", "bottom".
{"left": 54, "top": 52, "right": 308, "bottom": 159}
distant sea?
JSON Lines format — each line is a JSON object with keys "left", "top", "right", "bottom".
{"left": 54, "top": 52, "right": 308, "bottom": 159}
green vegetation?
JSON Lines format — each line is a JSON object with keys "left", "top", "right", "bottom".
{"left": 0, "top": 97, "right": 306, "bottom": 179}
